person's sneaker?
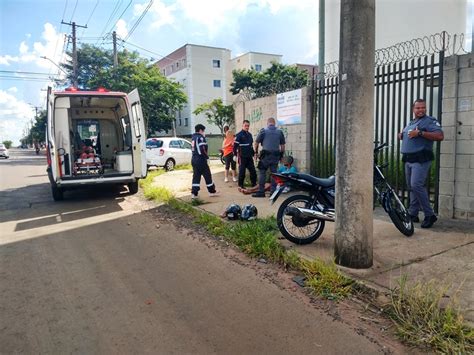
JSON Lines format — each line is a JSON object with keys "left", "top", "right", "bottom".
{"left": 224, "top": 177, "right": 229, "bottom": 182}
{"left": 421, "top": 215, "right": 437, "bottom": 228}
{"left": 232, "top": 177, "right": 238, "bottom": 182}
{"left": 252, "top": 191, "right": 266, "bottom": 198}
{"left": 191, "top": 194, "right": 198, "bottom": 200}
{"left": 409, "top": 214, "right": 420, "bottom": 223}
{"left": 209, "top": 191, "right": 220, "bottom": 197}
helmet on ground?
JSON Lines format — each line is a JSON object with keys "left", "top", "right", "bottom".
{"left": 225, "top": 203, "right": 242, "bottom": 220}
{"left": 241, "top": 204, "right": 258, "bottom": 221}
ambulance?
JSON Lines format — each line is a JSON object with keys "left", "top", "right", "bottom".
{"left": 46, "top": 87, "right": 147, "bottom": 201}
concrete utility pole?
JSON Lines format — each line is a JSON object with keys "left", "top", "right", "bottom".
{"left": 334, "top": 0, "right": 375, "bottom": 269}
{"left": 62, "top": 21, "right": 87, "bottom": 87}
{"left": 318, "top": 0, "right": 325, "bottom": 80}
{"left": 113, "top": 31, "right": 118, "bottom": 69}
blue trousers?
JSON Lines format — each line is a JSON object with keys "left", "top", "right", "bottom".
{"left": 404, "top": 161, "right": 434, "bottom": 217}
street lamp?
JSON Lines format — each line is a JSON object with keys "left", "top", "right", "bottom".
{"left": 40, "top": 56, "right": 68, "bottom": 75}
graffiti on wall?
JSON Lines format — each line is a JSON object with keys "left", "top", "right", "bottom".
{"left": 246, "top": 107, "right": 263, "bottom": 123}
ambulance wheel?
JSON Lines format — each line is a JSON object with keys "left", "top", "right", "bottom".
{"left": 128, "top": 181, "right": 139, "bottom": 194}
{"left": 165, "top": 159, "right": 175, "bottom": 171}
{"left": 51, "top": 185, "right": 64, "bottom": 201}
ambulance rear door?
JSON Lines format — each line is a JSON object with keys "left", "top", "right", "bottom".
{"left": 127, "top": 89, "right": 147, "bottom": 178}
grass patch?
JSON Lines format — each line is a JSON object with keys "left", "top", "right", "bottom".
{"left": 300, "top": 258, "right": 354, "bottom": 300}
{"left": 175, "top": 163, "right": 192, "bottom": 171}
{"left": 388, "top": 276, "right": 474, "bottom": 353}
{"left": 140, "top": 175, "right": 473, "bottom": 353}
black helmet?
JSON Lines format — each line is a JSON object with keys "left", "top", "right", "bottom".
{"left": 225, "top": 203, "right": 242, "bottom": 220}
{"left": 241, "top": 204, "right": 258, "bottom": 221}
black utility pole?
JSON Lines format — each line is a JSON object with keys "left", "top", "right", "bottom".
{"left": 113, "top": 31, "right": 118, "bottom": 69}
{"left": 62, "top": 21, "right": 87, "bottom": 87}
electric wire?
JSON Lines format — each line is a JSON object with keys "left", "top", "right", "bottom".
{"left": 97, "top": 0, "right": 123, "bottom": 45}
{"left": 69, "top": 0, "right": 79, "bottom": 22}
{"left": 123, "top": 0, "right": 153, "bottom": 42}
{"left": 80, "top": 0, "right": 100, "bottom": 37}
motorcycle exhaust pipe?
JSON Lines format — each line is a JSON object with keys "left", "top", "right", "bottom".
{"left": 297, "top": 208, "right": 335, "bottom": 222}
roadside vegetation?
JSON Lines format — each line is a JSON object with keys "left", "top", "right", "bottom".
{"left": 140, "top": 169, "right": 473, "bottom": 353}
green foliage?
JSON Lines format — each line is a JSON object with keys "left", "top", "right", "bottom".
{"left": 22, "top": 109, "right": 47, "bottom": 144}
{"left": 300, "top": 259, "right": 354, "bottom": 300}
{"left": 388, "top": 276, "right": 474, "bottom": 353}
{"left": 2, "top": 140, "right": 13, "bottom": 149}
{"left": 193, "top": 98, "right": 235, "bottom": 134}
{"left": 230, "top": 62, "right": 310, "bottom": 98}
{"left": 61, "top": 44, "right": 187, "bottom": 134}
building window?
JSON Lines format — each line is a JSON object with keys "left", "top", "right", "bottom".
{"left": 213, "top": 80, "right": 221, "bottom": 88}
{"left": 255, "top": 64, "right": 262, "bottom": 72}
{"left": 176, "top": 61, "right": 180, "bottom": 68}
{"left": 179, "top": 118, "right": 182, "bottom": 126}
{"left": 184, "top": 118, "right": 188, "bottom": 126}
{"left": 213, "top": 59, "right": 220, "bottom": 68}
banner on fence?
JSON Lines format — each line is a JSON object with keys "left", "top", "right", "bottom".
{"left": 276, "top": 88, "right": 302, "bottom": 125}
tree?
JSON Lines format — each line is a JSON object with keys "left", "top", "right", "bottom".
{"left": 61, "top": 44, "right": 187, "bottom": 134}
{"left": 2, "top": 140, "right": 13, "bottom": 149}
{"left": 193, "top": 98, "right": 235, "bottom": 134}
{"left": 230, "top": 62, "right": 310, "bottom": 98}
{"left": 22, "top": 110, "right": 47, "bottom": 145}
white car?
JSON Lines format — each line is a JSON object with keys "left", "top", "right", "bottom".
{"left": 0, "top": 143, "right": 9, "bottom": 159}
{"left": 146, "top": 137, "right": 192, "bottom": 171}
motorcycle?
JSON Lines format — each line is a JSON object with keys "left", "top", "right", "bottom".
{"left": 35, "top": 147, "right": 40, "bottom": 155}
{"left": 269, "top": 142, "right": 414, "bottom": 245}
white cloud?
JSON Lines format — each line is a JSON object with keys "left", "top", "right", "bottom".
{"left": 19, "top": 41, "right": 29, "bottom": 54}
{"left": 0, "top": 23, "right": 65, "bottom": 70}
{"left": 137, "top": 0, "right": 176, "bottom": 30}
{"left": 7, "top": 87, "right": 18, "bottom": 93}
{"left": 0, "top": 90, "right": 36, "bottom": 144}
{"left": 116, "top": 19, "right": 129, "bottom": 39}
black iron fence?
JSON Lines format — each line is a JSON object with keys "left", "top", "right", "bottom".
{"left": 311, "top": 32, "right": 469, "bottom": 212}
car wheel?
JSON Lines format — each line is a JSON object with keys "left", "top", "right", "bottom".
{"left": 165, "top": 158, "right": 175, "bottom": 171}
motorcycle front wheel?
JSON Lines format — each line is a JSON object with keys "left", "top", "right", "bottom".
{"left": 277, "top": 194, "right": 325, "bottom": 245}
{"left": 384, "top": 192, "right": 414, "bottom": 237}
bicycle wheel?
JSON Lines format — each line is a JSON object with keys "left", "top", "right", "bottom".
{"left": 384, "top": 192, "right": 414, "bottom": 237}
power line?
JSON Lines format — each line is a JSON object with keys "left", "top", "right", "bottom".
{"left": 97, "top": 0, "right": 123, "bottom": 44}
{"left": 107, "top": 0, "right": 133, "bottom": 36}
{"left": 80, "top": 0, "right": 100, "bottom": 37}
{"left": 123, "top": 0, "right": 153, "bottom": 42}
{"left": 0, "top": 70, "right": 60, "bottom": 76}
{"left": 69, "top": 0, "right": 79, "bottom": 22}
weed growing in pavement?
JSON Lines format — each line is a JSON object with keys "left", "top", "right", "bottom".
{"left": 140, "top": 175, "right": 473, "bottom": 353}
{"left": 300, "top": 258, "right": 354, "bottom": 300}
{"left": 388, "top": 276, "right": 474, "bottom": 353}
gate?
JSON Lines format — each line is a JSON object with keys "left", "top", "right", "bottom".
{"left": 310, "top": 32, "right": 463, "bottom": 212}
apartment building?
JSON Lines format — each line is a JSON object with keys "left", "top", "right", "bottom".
{"left": 231, "top": 51, "right": 282, "bottom": 72}
{"left": 156, "top": 45, "right": 282, "bottom": 136}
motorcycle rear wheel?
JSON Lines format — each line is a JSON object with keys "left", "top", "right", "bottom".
{"left": 277, "top": 194, "right": 325, "bottom": 245}
{"left": 385, "top": 193, "right": 414, "bottom": 237}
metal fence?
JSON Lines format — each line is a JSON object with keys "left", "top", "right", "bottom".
{"left": 311, "top": 32, "right": 469, "bottom": 212}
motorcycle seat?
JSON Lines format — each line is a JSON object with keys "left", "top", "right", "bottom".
{"left": 295, "top": 173, "right": 335, "bottom": 188}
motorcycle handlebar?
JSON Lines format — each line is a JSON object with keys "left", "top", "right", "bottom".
{"left": 374, "top": 142, "right": 389, "bottom": 153}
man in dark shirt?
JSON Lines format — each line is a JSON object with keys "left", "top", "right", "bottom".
{"left": 252, "top": 117, "right": 285, "bottom": 197}
{"left": 191, "top": 124, "right": 219, "bottom": 199}
{"left": 398, "top": 99, "right": 444, "bottom": 228}
{"left": 233, "top": 120, "right": 257, "bottom": 189}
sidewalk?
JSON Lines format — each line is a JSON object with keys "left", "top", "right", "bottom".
{"left": 152, "top": 163, "right": 474, "bottom": 324}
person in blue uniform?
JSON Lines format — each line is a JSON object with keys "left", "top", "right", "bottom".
{"left": 398, "top": 99, "right": 444, "bottom": 228}
{"left": 191, "top": 124, "right": 219, "bottom": 199}
{"left": 252, "top": 117, "right": 286, "bottom": 197}
{"left": 233, "top": 120, "right": 257, "bottom": 189}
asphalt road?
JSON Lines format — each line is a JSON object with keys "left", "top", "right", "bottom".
{"left": 0, "top": 149, "right": 404, "bottom": 354}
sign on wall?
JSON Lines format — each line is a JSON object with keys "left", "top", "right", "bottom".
{"left": 276, "top": 88, "right": 302, "bottom": 125}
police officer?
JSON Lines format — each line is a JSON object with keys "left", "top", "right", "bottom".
{"left": 252, "top": 117, "right": 286, "bottom": 198}
{"left": 233, "top": 119, "right": 257, "bottom": 189}
{"left": 191, "top": 124, "right": 219, "bottom": 198}
{"left": 399, "top": 99, "right": 444, "bottom": 228}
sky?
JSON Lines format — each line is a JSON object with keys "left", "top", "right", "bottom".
{"left": 0, "top": 0, "right": 472, "bottom": 145}
{"left": 0, "top": 0, "right": 321, "bottom": 145}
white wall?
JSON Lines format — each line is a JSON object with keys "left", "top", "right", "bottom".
{"left": 325, "top": 0, "right": 469, "bottom": 63}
